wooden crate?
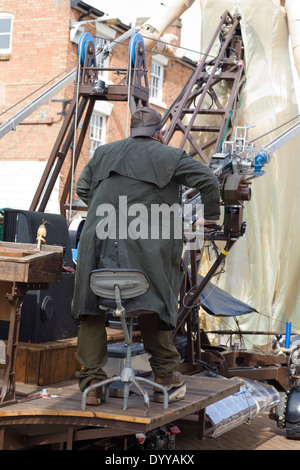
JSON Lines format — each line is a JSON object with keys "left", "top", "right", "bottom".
{"left": 14, "top": 338, "right": 79, "bottom": 386}
{"left": 10, "top": 328, "right": 141, "bottom": 386}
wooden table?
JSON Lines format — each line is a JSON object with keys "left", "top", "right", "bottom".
{"left": 0, "top": 242, "right": 63, "bottom": 405}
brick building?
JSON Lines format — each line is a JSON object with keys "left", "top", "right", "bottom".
{"left": 0, "top": 0, "right": 195, "bottom": 216}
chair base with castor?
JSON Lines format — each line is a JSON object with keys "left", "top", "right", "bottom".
{"left": 81, "top": 269, "right": 169, "bottom": 414}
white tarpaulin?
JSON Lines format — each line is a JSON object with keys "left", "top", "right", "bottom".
{"left": 196, "top": 0, "right": 300, "bottom": 346}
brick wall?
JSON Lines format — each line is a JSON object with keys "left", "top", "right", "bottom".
{"left": 0, "top": 0, "right": 71, "bottom": 162}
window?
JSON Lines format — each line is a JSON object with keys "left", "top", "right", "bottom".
{"left": 89, "top": 113, "right": 106, "bottom": 158}
{"left": 95, "top": 36, "right": 110, "bottom": 81}
{"left": 0, "top": 13, "right": 13, "bottom": 55}
{"left": 150, "top": 60, "right": 164, "bottom": 102}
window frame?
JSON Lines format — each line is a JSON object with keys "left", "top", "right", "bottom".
{"left": 89, "top": 112, "right": 106, "bottom": 158}
{"left": 95, "top": 36, "right": 110, "bottom": 82}
{"left": 150, "top": 60, "right": 164, "bottom": 102}
{"left": 0, "top": 13, "right": 14, "bottom": 55}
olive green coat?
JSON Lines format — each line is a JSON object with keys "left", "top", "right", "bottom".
{"left": 73, "top": 136, "right": 220, "bottom": 328}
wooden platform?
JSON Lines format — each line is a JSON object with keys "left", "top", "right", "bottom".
{"left": 0, "top": 374, "right": 241, "bottom": 450}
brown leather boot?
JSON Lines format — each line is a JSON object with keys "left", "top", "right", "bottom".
{"left": 85, "top": 380, "right": 105, "bottom": 406}
{"left": 153, "top": 371, "right": 184, "bottom": 392}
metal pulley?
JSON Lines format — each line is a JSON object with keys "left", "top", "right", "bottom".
{"left": 78, "top": 32, "right": 96, "bottom": 67}
{"left": 128, "top": 33, "right": 145, "bottom": 67}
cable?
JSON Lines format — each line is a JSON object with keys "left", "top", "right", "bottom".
{"left": 0, "top": 62, "right": 78, "bottom": 118}
{"left": 248, "top": 113, "right": 300, "bottom": 144}
{"left": 141, "top": 32, "right": 217, "bottom": 61}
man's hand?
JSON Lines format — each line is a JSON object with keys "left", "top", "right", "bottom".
{"left": 204, "top": 221, "right": 221, "bottom": 232}
{"left": 192, "top": 217, "right": 220, "bottom": 229}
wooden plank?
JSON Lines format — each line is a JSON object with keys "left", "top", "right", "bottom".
{"left": 0, "top": 281, "right": 12, "bottom": 321}
{"left": 0, "top": 242, "right": 63, "bottom": 256}
{"left": 14, "top": 347, "right": 28, "bottom": 384}
{"left": 25, "top": 348, "right": 41, "bottom": 385}
{"left": 0, "top": 248, "right": 34, "bottom": 258}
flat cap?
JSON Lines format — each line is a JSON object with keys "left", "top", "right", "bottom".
{"left": 130, "top": 107, "right": 162, "bottom": 137}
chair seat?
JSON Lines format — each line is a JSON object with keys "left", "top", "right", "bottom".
{"left": 90, "top": 268, "right": 150, "bottom": 300}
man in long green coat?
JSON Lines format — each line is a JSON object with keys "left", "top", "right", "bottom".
{"left": 73, "top": 107, "right": 220, "bottom": 405}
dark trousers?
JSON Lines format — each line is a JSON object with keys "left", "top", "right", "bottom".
{"left": 76, "top": 312, "right": 181, "bottom": 392}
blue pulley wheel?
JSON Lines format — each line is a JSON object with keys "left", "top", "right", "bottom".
{"left": 78, "top": 32, "right": 95, "bottom": 66}
{"left": 129, "top": 33, "right": 145, "bottom": 67}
